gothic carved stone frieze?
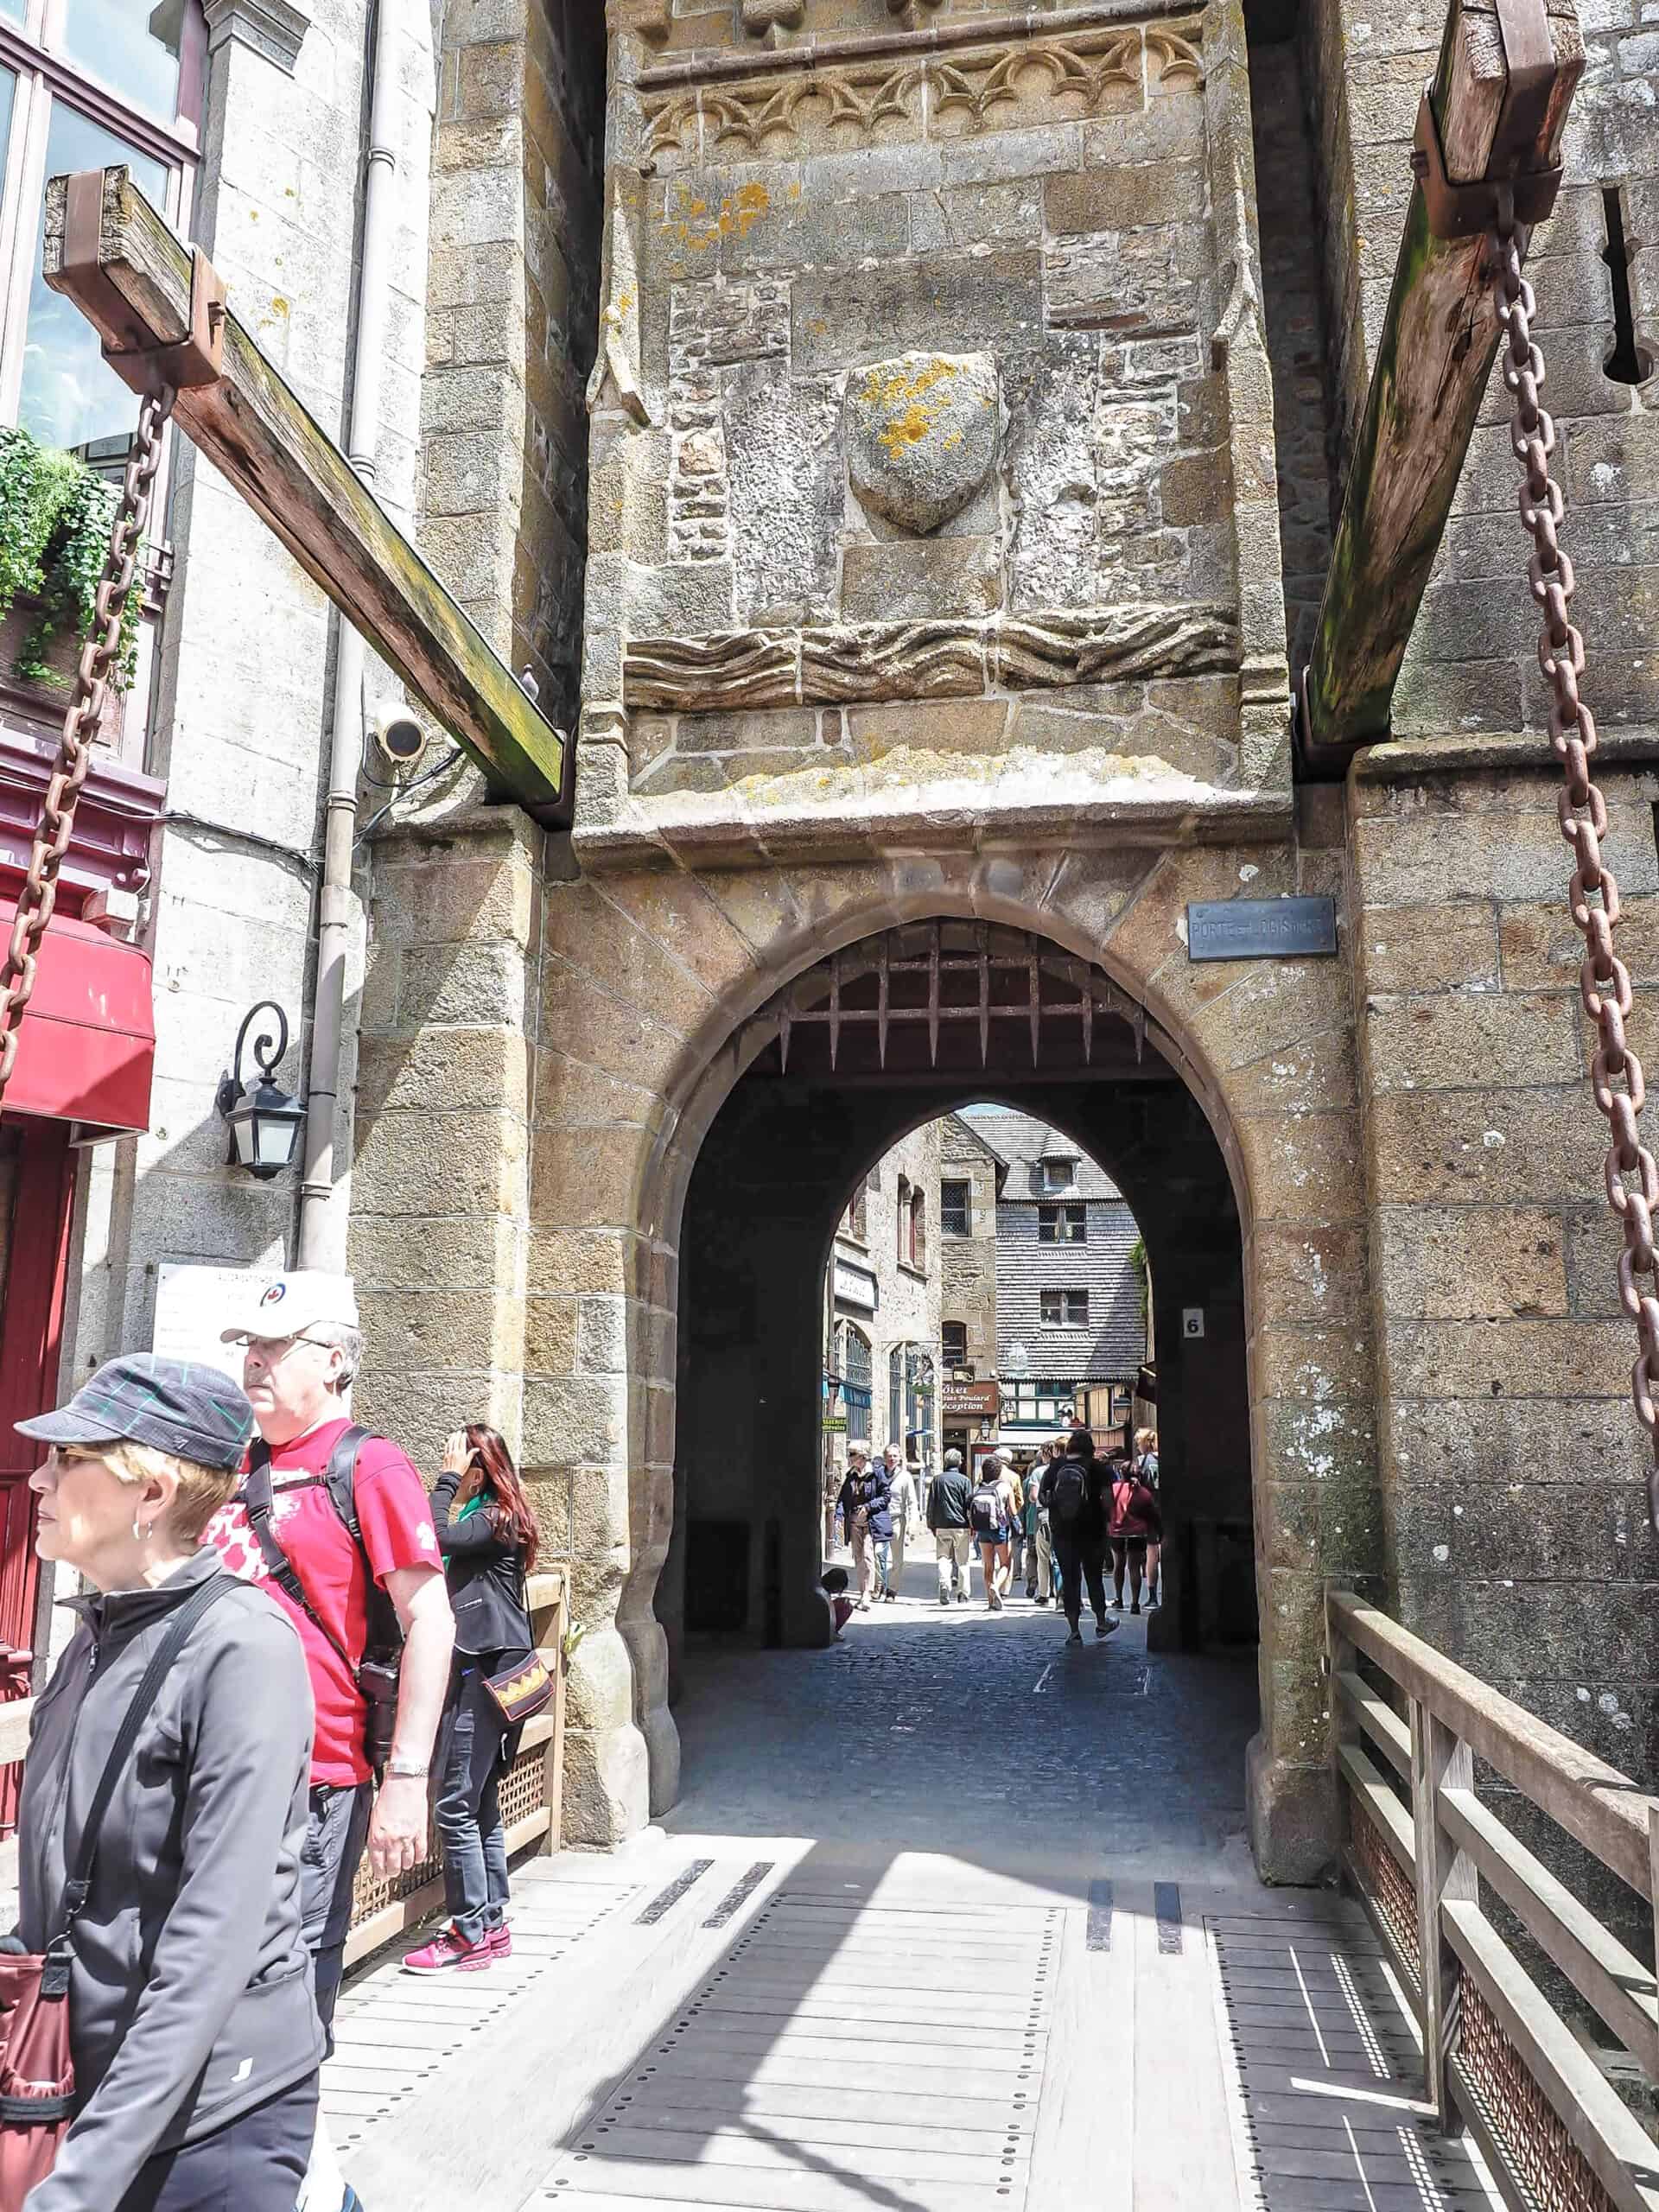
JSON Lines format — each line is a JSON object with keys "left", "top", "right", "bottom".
{"left": 623, "top": 605, "right": 1239, "bottom": 712}
{"left": 640, "top": 27, "right": 1198, "bottom": 162}
{"left": 844, "top": 353, "right": 999, "bottom": 536}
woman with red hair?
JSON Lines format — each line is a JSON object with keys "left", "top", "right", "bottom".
{"left": 404, "top": 1427, "right": 539, "bottom": 1976}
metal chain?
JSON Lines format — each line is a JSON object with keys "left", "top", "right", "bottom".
{"left": 0, "top": 386, "right": 172, "bottom": 1107}
{"left": 1489, "top": 200, "right": 1659, "bottom": 1527}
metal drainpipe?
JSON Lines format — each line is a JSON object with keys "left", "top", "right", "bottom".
{"left": 296, "top": 0, "right": 401, "bottom": 1271}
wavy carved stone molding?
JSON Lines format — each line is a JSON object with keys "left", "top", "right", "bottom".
{"left": 642, "top": 27, "right": 1204, "bottom": 162}
{"left": 624, "top": 604, "right": 1238, "bottom": 712}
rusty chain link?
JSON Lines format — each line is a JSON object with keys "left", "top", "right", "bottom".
{"left": 0, "top": 386, "right": 172, "bottom": 1109}
{"left": 1489, "top": 199, "right": 1659, "bottom": 1529}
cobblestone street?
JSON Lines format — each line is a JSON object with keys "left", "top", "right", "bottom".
{"left": 338, "top": 1554, "right": 1498, "bottom": 2212}
{"left": 671, "top": 1551, "right": 1262, "bottom": 1871}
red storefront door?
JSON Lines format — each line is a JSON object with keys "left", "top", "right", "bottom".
{"left": 0, "top": 1121, "right": 75, "bottom": 1830}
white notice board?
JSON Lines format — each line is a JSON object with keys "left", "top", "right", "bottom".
{"left": 151, "top": 1263, "right": 258, "bottom": 1382}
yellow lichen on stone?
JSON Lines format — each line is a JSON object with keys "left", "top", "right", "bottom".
{"left": 854, "top": 357, "right": 963, "bottom": 459}
{"left": 661, "top": 181, "right": 773, "bottom": 251}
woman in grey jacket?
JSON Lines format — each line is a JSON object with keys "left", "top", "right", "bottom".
{"left": 12, "top": 1355, "right": 322, "bottom": 2212}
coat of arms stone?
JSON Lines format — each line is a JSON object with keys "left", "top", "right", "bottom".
{"left": 845, "top": 352, "right": 1000, "bottom": 536}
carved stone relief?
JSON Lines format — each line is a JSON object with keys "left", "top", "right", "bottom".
{"left": 844, "top": 353, "right": 999, "bottom": 537}
{"left": 640, "top": 27, "right": 1204, "bottom": 162}
{"left": 623, "top": 604, "right": 1239, "bottom": 712}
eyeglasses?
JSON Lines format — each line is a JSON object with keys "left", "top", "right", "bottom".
{"left": 228, "top": 1331, "right": 327, "bottom": 1357}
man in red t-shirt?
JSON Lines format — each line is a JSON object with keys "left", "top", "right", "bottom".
{"left": 207, "top": 1271, "right": 453, "bottom": 2041}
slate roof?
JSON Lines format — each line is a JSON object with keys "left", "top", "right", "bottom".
{"left": 962, "top": 1111, "right": 1124, "bottom": 1202}
{"left": 969, "top": 1109, "right": 1143, "bottom": 1383}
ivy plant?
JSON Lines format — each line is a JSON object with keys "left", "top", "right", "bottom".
{"left": 0, "top": 424, "right": 142, "bottom": 692}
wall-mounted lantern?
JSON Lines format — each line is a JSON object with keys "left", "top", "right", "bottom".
{"left": 216, "top": 1001, "right": 306, "bottom": 1179}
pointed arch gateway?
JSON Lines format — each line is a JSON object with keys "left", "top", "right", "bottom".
{"left": 606, "top": 901, "right": 1374, "bottom": 1887}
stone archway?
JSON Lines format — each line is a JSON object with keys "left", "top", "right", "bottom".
{"left": 531, "top": 831, "right": 1373, "bottom": 1884}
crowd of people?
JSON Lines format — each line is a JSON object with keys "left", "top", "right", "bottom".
{"left": 5, "top": 1269, "right": 541, "bottom": 2212}
{"left": 826, "top": 1426, "right": 1161, "bottom": 1644}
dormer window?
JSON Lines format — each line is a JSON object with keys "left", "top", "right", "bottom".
{"left": 1040, "top": 1154, "right": 1077, "bottom": 1192}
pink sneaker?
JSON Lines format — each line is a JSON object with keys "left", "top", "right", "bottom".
{"left": 402, "top": 1924, "right": 493, "bottom": 1975}
{"left": 487, "top": 1923, "right": 512, "bottom": 1961}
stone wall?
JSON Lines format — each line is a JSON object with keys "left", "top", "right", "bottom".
{"left": 940, "top": 1115, "right": 1001, "bottom": 1382}
{"left": 1348, "top": 739, "right": 1659, "bottom": 1942}
{"left": 423, "top": 0, "right": 603, "bottom": 734}
{"left": 527, "top": 830, "right": 1376, "bottom": 1875}
{"left": 71, "top": 0, "right": 434, "bottom": 1378}
{"left": 1247, "top": 35, "right": 1336, "bottom": 674}
{"left": 576, "top": 0, "right": 1294, "bottom": 864}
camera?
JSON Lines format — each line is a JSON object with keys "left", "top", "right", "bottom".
{"left": 372, "top": 702, "right": 429, "bottom": 771}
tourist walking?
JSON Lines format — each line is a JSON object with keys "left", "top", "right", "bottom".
{"left": 823, "top": 1454, "right": 843, "bottom": 1559}
{"left": 208, "top": 1274, "right": 454, "bottom": 2037}
{"left": 926, "top": 1448, "right": 975, "bottom": 1605}
{"left": 836, "top": 1445, "right": 893, "bottom": 1610}
{"left": 884, "top": 1443, "right": 918, "bottom": 1602}
{"left": 1025, "top": 1450, "right": 1053, "bottom": 1602}
{"left": 969, "top": 1451, "right": 1020, "bottom": 1611}
{"left": 1109, "top": 1453, "right": 1163, "bottom": 1616}
{"left": 14, "top": 1356, "right": 322, "bottom": 2212}
{"left": 1041, "top": 1427, "right": 1115, "bottom": 1643}
{"left": 404, "top": 1426, "right": 543, "bottom": 1977}
{"left": 1135, "top": 1427, "right": 1162, "bottom": 1609}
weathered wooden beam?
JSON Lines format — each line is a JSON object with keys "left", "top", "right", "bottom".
{"left": 43, "top": 167, "right": 568, "bottom": 823}
{"left": 1301, "top": 0, "right": 1583, "bottom": 762}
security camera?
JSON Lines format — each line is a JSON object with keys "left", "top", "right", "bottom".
{"left": 372, "top": 703, "right": 429, "bottom": 771}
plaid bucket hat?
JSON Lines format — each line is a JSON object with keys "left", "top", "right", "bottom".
{"left": 16, "top": 1354, "right": 255, "bottom": 1471}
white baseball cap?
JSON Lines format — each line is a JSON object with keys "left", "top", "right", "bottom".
{"left": 219, "top": 1270, "right": 359, "bottom": 1344}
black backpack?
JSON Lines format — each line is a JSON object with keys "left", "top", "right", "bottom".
{"left": 969, "top": 1478, "right": 1003, "bottom": 1537}
{"left": 243, "top": 1426, "right": 404, "bottom": 1774}
{"left": 1049, "top": 1458, "right": 1088, "bottom": 1528}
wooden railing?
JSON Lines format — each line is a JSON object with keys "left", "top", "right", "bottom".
{"left": 0, "top": 1568, "right": 569, "bottom": 1962}
{"left": 343, "top": 1566, "right": 569, "bottom": 1965}
{"left": 1330, "top": 1588, "right": 1659, "bottom": 2212}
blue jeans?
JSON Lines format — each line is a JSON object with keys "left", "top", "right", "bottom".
{"left": 873, "top": 1537, "right": 893, "bottom": 1595}
{"left": 435, "top": 1658, "right": 512, "bottom": 1944}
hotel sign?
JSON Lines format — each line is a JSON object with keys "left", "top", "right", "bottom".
{"left": 943, "top": 1379, "right": 1001, "bottom": 1418}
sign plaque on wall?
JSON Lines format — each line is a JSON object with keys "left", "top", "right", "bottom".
{"left": 943, "top": 1379, "right": 1001, "bottom": 1419}
{"left": 1186, "top": 896, "right": 1338, "bottom": 962}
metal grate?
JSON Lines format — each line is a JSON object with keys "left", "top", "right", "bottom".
{"left": 1350, "top": 1795, "right": 1422, "bottom": 1977}
{"left": 1457, "top": 1981, "right": 1618, "bottom": 2212}
{"left": 542, "top": 1880, "right": 1058, "bottom": 2207}
{"left": 349, "top": 1739, "right": 546, "bottom": 1923}
{"left": 743, "top": 921, "right": 1158, "bottom": 1076}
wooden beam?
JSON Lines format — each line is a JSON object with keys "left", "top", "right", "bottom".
{"left": 1301, "top": 0, "right": 1583, "bottom": 761}
{"left": 42, "top": 167, "right": 569, "bottom": 823}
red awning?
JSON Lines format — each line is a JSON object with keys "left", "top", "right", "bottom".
{"left": 0, "top": 904, "right": 154, "bottom": 1135}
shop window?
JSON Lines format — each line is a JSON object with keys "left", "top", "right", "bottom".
{"left": 941, "top": 1179, "right": 969, "bottom": 1236}
{"left": 888, "top": 1344, "right": 903, "bottom": 1440}
{"left": 840, "top": 1321, "right": 872, "bottom": 1444}
{"left": 1040, "top": 1288, "right": 1088, "bottom": 1327}
{"left": 1039, "top": 1203, "right": 1086, "bottom": 1243}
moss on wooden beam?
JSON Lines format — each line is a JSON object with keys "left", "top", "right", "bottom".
{"left": 43, "top": 166, "right": 568, "bottom": 823}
